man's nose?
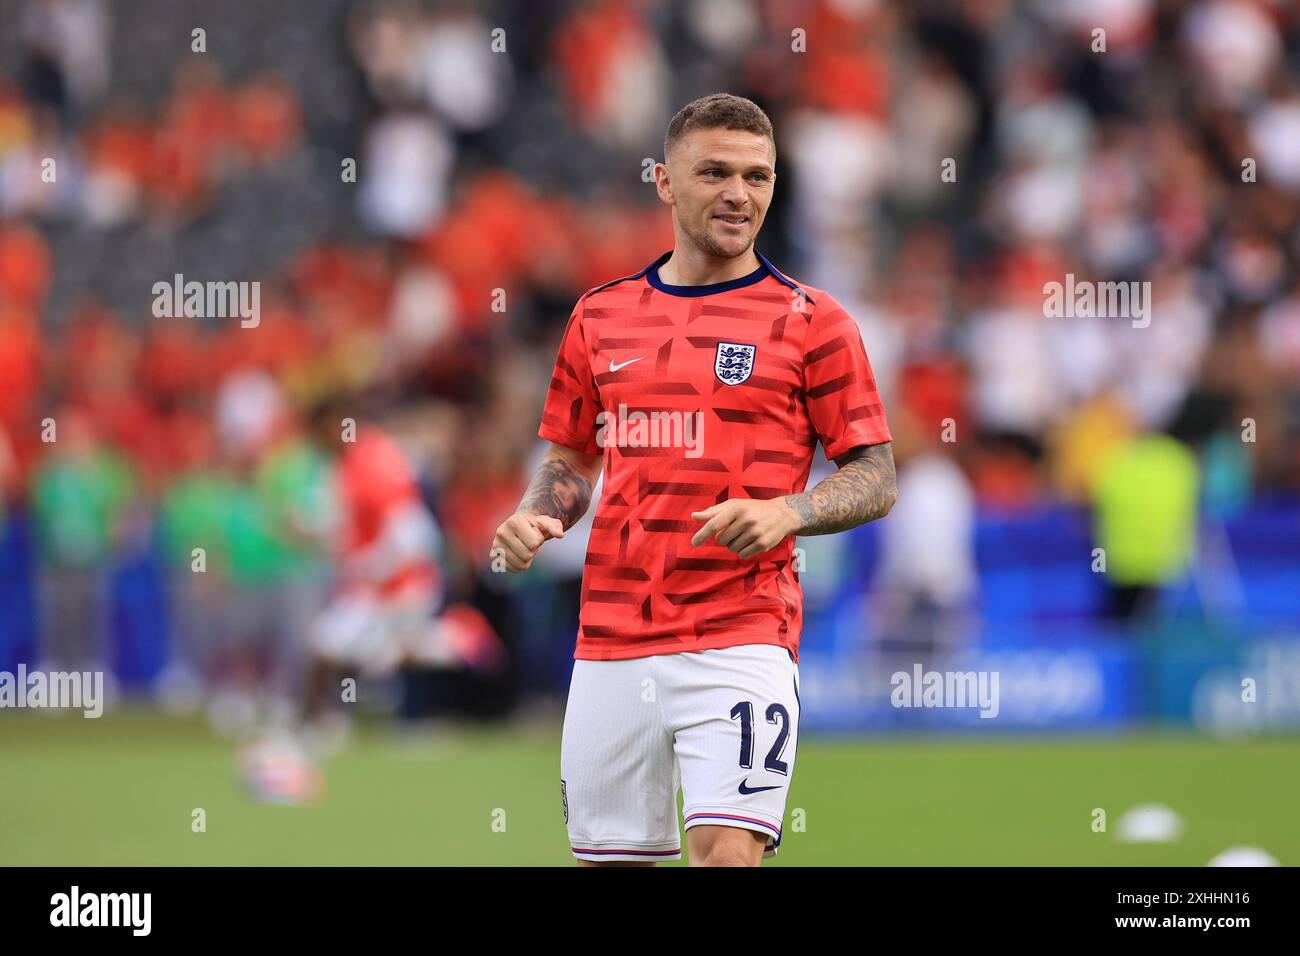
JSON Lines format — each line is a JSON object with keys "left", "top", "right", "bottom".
{"left": 718, "top": 175, "right": 749, "bottom": 204}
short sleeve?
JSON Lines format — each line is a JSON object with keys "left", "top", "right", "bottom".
{"left": 538, "top": 300, "right": 603, "bottom": 455}
{"left": 802, "top": 292, "right": 892, "bottom": 460}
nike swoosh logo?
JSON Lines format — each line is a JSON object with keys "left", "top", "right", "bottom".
{"left": 609, "top": 357, "right": 644, "bottom": 372}
{"left": 738, "top": 779, "right": 781, "bottom": 795}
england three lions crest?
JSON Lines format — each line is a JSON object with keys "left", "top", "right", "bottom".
{"left": 714, "top": 341, "right": 756, "bottom": 386}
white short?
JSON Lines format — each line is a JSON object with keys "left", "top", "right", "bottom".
{"left": 560, "top": 643, "right": 801, "bottom": 863}
{"left": 310, "top": 591, "right": 435, "bottom": 677}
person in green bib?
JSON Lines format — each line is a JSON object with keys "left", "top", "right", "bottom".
{"left": 159, "top": 460, "right": 237, "bottom": 705}
{"left": 1091, "top": 430, "right": 1199, "bottom": 621}
{"left": 30, "top": 409, "right": 136, "bottom": 671}
{"left": 250, "top": 432, "right": 335, "bottom": 712}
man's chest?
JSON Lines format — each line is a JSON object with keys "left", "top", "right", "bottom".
{"left": 585, "top": 308, "right": 810, "bottom": 423}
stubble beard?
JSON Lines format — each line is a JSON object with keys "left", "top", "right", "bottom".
{"left": 683, "top": 213, "right": 753, "bottom": 260}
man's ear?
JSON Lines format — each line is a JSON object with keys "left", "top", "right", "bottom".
{"left": 654, "top": 162, "right": 674, "bottom": 204}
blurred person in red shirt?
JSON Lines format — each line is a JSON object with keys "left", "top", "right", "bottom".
{"left": 0, "top": 219, "right": 52, "bottom": 310}
{"left": 294, "top": 396, "right": 500, "bottom": 751}
{"left": 233, "top": 71, "right": 302, "bottom": 166}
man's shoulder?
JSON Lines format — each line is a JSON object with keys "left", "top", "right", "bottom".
{"left": 751, "top": 253, "right": 819, "bottom": 307}
{"left": 768, "top": 272, "right": 849, "bottom": 332}
{"left": 577, "top": 263, "right": 656, "bottom": 308}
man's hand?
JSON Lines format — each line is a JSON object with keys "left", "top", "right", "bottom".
{"left": 491, "top": 513, "right": 566, "bottom": 572}
{"left": 691, "top": 498, "right": 801, "bottom": 560}
{"left": 490, "top": 442, "right": 600, "bottom": 573}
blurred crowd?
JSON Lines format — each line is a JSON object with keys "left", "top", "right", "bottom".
{"left": 1, "top": 0, "right": 1299, "bottom": 713}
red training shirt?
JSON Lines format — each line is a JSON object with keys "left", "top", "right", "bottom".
{"left": 538, "top": 251, "right": 891, "bottom": 661}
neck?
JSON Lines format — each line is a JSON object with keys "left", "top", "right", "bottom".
{"left": 658, "top": 246, "right": 760, "bottom": 286}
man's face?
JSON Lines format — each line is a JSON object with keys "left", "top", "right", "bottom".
{"left": 657, "top": 127, "right": 775, "bottom": 260}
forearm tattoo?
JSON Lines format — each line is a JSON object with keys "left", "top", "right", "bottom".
{"left": 518, "top": 451, "right": 595, "bottom": 530}
{"left": 784, "top": 443, "right": 897, "bottom": 536}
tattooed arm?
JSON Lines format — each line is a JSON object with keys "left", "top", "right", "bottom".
{"left": 492, "top": 443, "right": 603, "bottom": 572}
{"left": 784, "top": 442, "right": 897, "bottom": 536}
{"left": 692, "top": 443, "right": 896, "bottom": 559}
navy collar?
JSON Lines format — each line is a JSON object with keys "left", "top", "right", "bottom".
{"left": 645, "top": 251, "right": 769, "bottom": 297}
{"left": 638, "top": 250, "right": 815, "bottom": 304}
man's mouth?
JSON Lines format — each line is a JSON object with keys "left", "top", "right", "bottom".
{"left": 714, "top": 213, "right": 749, "bottom": 229}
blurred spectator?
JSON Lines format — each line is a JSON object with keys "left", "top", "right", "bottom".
{"left": 550, "top": 0, "right": 671, "bottom": 150}
{"left": 873, "top": 437, "right": 977, "bottom": 666}
{"left": 18, "top": 0, "right": 110, "bottom": 115}
{"left": 1092, "top": 431, "right": 1200, "bottom": 620}
{"left": 30, "top": 407, "right": 134, "bottom": 670}
{"left": 358, "top": 112, "right": 453, "bottom": 237}
{"left": 158, "top": 438, "right": 233, "bottom": 706}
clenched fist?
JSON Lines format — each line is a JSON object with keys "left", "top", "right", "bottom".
{"left": 491, "top": 513, "right": 566, "bottom": 572}
{"left": 691, "top": 498, "right": 801, "bottom": 560}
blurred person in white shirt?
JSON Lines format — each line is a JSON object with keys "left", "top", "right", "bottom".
{"left": 871, "top": 421, "right": 976, "bottom": 671}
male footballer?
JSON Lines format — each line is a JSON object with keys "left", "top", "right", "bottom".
{"left": 492, "top": 93, "right": 896, "bottom": 866}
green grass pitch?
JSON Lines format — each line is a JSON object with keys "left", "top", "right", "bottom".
{"left": 2, "top": 711, "right": 1296, "bottom": 866}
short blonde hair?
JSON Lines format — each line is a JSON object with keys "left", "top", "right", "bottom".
{"left": 664, "top": 93, "right": 774, "bottom": 160}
